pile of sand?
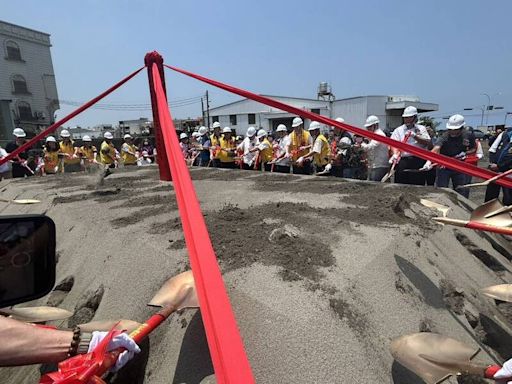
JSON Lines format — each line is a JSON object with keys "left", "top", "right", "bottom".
{"left": 1, "top": 167, "right": 512, "bottom": 384}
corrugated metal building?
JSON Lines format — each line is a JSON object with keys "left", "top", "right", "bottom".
{"left": 208, "top": 94, "right": 438, "bottom": 136}
{"left": 0, "top": 20, "right": 59, "bottom": 141}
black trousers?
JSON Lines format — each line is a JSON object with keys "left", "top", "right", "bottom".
{"left": 485, "top": 183, "right": 512, "bottom": 205}
{"left": 394, "top": 156, "right": 427, "bottom": 185}
{"left": 330, "top": 165, "right": 344, "bottom": 178}
{"left": 274, "top": 165, "right": 290, "bottom": 173}
{"left": 219, "top": 162, "right": 237, "bottom": 169}
{"left": 292, "top": 162, "right": 313, "bottom": 175}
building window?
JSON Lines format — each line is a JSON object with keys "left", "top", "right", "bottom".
{"left": 18, "top": 102, "right": 33, "bottom": 120}
{"left": 5, "top": 41, "right": 22, "bottom": 61}
{"left": 212, "top": 116, "right": 219, "bottom": 123}
{"left": 229, "top": 114, "right": 237, "bottom": 126}
{"left": 248, "top": 113, "right": 256, "bottom": 125}
{"left": 12, "top": 75, "right": 29, "bottom": 94}
{"left": 311, "top": 108, "right": 320, "bottom": 115}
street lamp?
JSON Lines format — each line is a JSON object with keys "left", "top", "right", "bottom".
{"left": 463, "top": 106, "right": 485, "bottom": 126}
{"left": 481, "top": 93, "right": 491, "bottom": 125}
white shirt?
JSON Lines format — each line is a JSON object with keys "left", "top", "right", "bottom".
{"left": 137, "top": 157, "right": 152, "bottom": 166}
{"left": 275, "top": 135, "right": 290, "bottom": 166}
{"left": 0, "top": 147, "right": 10, "bottom": 173}
{"left": 312, "top": 136, "right": 323, "bottom": 154}
{"left": 239, "top": 136, "right": 257, "bottom": 165}
{"left": 489, "top": 132, "right": 503, "bottom": 153}
{"left": 390, "top": 124, "right": 430, "bottom": 157}
{"left": 361, "top": 128, "right": 389, "bottom": 168}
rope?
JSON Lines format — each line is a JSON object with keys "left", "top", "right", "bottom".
{"left": 151, "top": 64, "right": 255, "bottom": 384}
{"left": 0, "top": 66, "right": 145, "bottom": 167}
{"left": 164, "top": 64, "right": 512, "bottom": 189}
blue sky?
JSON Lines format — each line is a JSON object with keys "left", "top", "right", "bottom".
{"left": 3, "top": 0, "right": 512, "bottom": 128}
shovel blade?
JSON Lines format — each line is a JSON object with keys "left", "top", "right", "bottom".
{"left": 390, "top": 333, "right": 479, "bottom": 384}
{"left": 470, "top": 199, "right": 512, "bottom": 227}
{"left": 12, "top": 199, "right": 41, "bottom": 204}
{"left": 482, "top": 284, "right": 512, "bottom": 303}
{"left": 0, "top": 306, "right": 73, "bottom": 323}
{"left": 148, "top": 271, "right": 199, "bottom": 310}
{"left": 420, "top": 199, "right": 451, "bottom": 217}
{"left": 79, "top": 319, "right": 142, "bottom": 333}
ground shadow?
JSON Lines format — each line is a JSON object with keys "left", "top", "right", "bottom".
{"left": 109, "top": 337, "right": 151, "bottom": 384}
{"left": 172, "top": 310, "right": 214, "bottom": 384}
{"left": 391, "top": 360, "right": 424, "bottom": 384}
{"left": 394, "top": 255, "right": 445, "bottom": 309}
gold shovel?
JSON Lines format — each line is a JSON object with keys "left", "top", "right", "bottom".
{"left": 0, "top": 306, "right": 73, "bottom": 323}
{"left": 390, "top": 333, "right": 503, "bottom": 384}
{"left": 420, "top": 199, "right": 451, "bottom": 218}
{"left": 0, "top": 198, "right": 41, "bottom": 205}
{"left": 482, "top": 284, "right": 512, "bottom": 302}
{"left": 79, "top": 319, "right": 142, "bottom": 333}
{"left": 457, "top": 168, "right": 512, "bottom": 189}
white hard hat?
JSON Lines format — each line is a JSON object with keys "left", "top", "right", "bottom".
{"left": 124, "top": 133, "right": 132, "bottom": 139}
{"left": 364, "top": 115, "right": 380, "bottom": 128}
{"left": 292, "top": 117, "right": 303, "bottom": 127}
{"left": 13, "top": 127, "right": 26, "bottom": 138}
{"left": 60, "top": 129, "right": 71, "bottom": 138}
{"left": 142, "top": 150, "right": 149, "bottom": 156}
{"left": 340, "top": 137, "right": 352, "bottom": 145}
{"left": 446, "top": 114, "right": 465, "bottom": 130}
{"left": 222, "top": 127, "right": 232, "bottom": 134}
{"left": 191, "top": 132, "right": 200, "bottom": 137}
{"left": 82, "top": 135, "right": 92, "bottom": 142}
{"left": 335, "top": 117, "right": 345, "bottom": 123}
{"left": 308, "top": 121, "right": 321, "bottom": 131}
{"left": 198, "top": 126, "right": 208, "bottom": 136}
{"left": 212, "top": 122, "right": 221, "bottom": 129}
{"left": 46, "top": 136, "right": 56, "bottom": 143}
{"left": 246, "top": 126, "right": 256, "bottom": 137}
{"left": 256, "top": 129, "right": 267, "bottom": 139}
{"left": 104, "top": 132, "right": 114, "bottom": 139}
{"left": 276, "top": 124, "right": 287, "bottom": 132}
{"left": 402, "top": 106, "right": 418, "bottom": 117}
{"left": 180, "top": 132, "right": 188, "bottom": 139}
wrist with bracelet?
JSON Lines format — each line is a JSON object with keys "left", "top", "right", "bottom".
{"left": 67, "top": 326, "right": 93, "bottom": 356}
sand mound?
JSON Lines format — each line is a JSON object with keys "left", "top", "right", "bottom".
{"left": 1, "top": 167, "right": 512, "bottom": 384}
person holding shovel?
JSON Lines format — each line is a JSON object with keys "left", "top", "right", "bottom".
{"left": 59, "top": 129, "right": 81, "bottom": 173}
{"left": 79, "top": 135, "right": 98, "bottom": 172}
{"left": 5, "top": 128, "right": 35, "bottom": 178}
{"left": 209, "top": 122, "right": 222, "bottom": 167}
{"left": 40, "top": 136, "right": 60, "bottom": 175}
{"left": 360, "top": 115, "right": 390, "bottom": 181}
{"left": 238, "top": 126, "right": 258, "bottom": 170}
{"left": 296, "top": 121, "right": 331, "bottom": 174}
{"left": 0, "top": 316, "right": 140, "bottom": 369}
{"left": 420, "top": 114, "right": 475, "bottom": 198}
{"left": 289, "top": 117, "right": 313, "bottom": 175}
{"left": 121, "top": 134, "right": 138, "bottom": 166}
{"left": 218, "top": 127, "right": 237, "bottom": 169}
{"left": 250, "top": 129, "right": 273, "bottom": 171}
{"left": 272, "top": 124, "right": 291, "bottom": 173}
{"left": 100, "top": 132, "right": 117, "bottom": 173}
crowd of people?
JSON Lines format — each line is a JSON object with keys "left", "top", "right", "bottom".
{"left": 178, "top": 106, "right": 497, "bottom": 200}
{"left": 3, "top": 105, "right": 511, "bottom": 204}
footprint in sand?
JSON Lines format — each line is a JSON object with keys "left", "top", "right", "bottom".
{"left": 46, "top": 276, "right": 74, "bottom": 307}
{"left": 67, "top": 285, "right": 104, "bottom": 328}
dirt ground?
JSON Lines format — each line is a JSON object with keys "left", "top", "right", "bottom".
{"left": 1, "top": 166, "right": 512, "bottom": 383}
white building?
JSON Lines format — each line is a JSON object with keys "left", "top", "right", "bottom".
{"left": 0, "top": 20, "right": 59, "bottom": 141}
{"left": 208, "top": 94, "right": 438, "bottom": 136}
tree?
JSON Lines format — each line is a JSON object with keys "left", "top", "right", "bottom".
{"left": 418, "top": 116, "right": 441, "bottom": 131}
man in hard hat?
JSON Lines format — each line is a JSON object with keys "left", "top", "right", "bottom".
{"left": 272, "top": 124, "right": 291, "bottom": 173}
{"left": 390, "top": 106, "right": 432, "bottom": 185}
{"left": 360, "top": 115, "right": 390, "bottom": 181}
{"left": 238, "top": 126, "right": 258, "bottom": 170}
{"left": 40, "top": 136, "right": 59, "bottom": 175}
{"left": 79, "top": 135, "right": 98, "bottom": 172}
{"left": 5, "top": 128, "right": 35, "bottom": 178}
{"left": 218, "top": 127, "right": 237, "bottom": 168}
{"left": 333, "top": 117, "right": 353, "bottom": 143}
{"left": 100, "top": 132, "right": 117, "bottom": 172}
{"left": 297, "top": 121, "right": 331, "bottom": 174}
{"left": 196, "top": 126, "right": 211, "bottom": 167}
{"left": 250, "top": 129, "right": 273, "bottom": 171}
{"left": 421, "top": 114, "right": 475, "bottom": 197}
{"left": 209, "top": 122, "right": 222, "bottom": 167}
{"left": 288, "top": 117, "right": 313, "bottom": 174}
{"left": 486, "top": 125, "right": 512, "bottom": 203}
{"left": 121, "top": 134, "right": 138, "bottom": 166}
{"left": 59, "top": 129, "right": 81, "bottom": 173}
{"left": 137, "top": 150, "right": 152, "bottom": 166}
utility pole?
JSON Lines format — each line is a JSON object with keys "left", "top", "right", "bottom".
{"left": 206, "top": 90, "right": 210, "bottom": 128}
{"left": 201, "top": 96, "right": 206, "bottom": 126}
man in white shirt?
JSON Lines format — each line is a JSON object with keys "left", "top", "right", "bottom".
{"left": 238, "top": 126, "right": 258, "bottom": 170}
{"left": 361, "top": 115, "right": 390, "bottom": 181}
{"left": 390, "top": 106, "right": 432, "bottom": 185}
{"left": 0, "top": 146, "right": 11, "bottom": 180}
{"left": 272, "top": 124, "right": 291, "bottom": 173}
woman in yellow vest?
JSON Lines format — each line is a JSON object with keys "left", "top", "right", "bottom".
{"left": 288, "top": 117, "right": 313, "bottom": 175}
{"left": 250, "top": 129, "right": 273, "bottom": 171}
{"left": 209, "top": 122, "right": 222, "bottom": 167}
{"left": 100, "top": 131, "right": 117, "bottom": 170}
{"left": 121, "top": 134, "right": 138, "bottom": 166}
{"left": 218, "top": 127, "right": 237, "bottom": 168}
{"left": 41, "top": 136, "right": 59, "bottom": 175}
{"left": 79, "top": 135, "right": 98, "bottom": 172}
{"left": 297, "top": 121, "right": 331, "bottom": 174}
{"left": 59, "top": 129, "right": 81, "bottom": 173}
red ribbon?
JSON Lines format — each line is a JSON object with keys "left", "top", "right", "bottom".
{"left": 0, "top": 67, "right": 144, "bottom": 168}
{"left": 165, "top": 64, "right": 512, "bottom": 189}
{"left": 151, "top": 64, "right": 255, "bottom": 384}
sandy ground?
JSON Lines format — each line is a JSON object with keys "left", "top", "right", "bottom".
{"left": 1, "top": 166, "right": 512, "bottom": 384}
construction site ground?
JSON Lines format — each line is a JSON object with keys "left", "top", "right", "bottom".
{"left": 1, "top": 165, "right": 512, "bottom": 384}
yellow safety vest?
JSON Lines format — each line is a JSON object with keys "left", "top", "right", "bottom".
{"left": 43, "top": 150, "right": 59, "bottom": 173}
{"left": 100, "top": 141, "right": 116, "bottom": 165}
{"left": 260, "top": 138, "right": 273, "bottom": 163}
{"left": 121, "top": 143, "right": 138, "bottom": 165}
{"left": 288, "top": 130, "right": 311, "bottom": 161}
{"left": 210, "top": 134, "right": 221, "bottom": 159}
{"left": 313, "top": 134, "right": 331, "bottom": 166}
{"left": 80, "top": 145, "right": 97, "bottom": 161}
{"left": 59, "top": 141, "right": 80, "bottom": 164}
{"left": 218, "top": 136, "right": 236, "bottom": 163}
